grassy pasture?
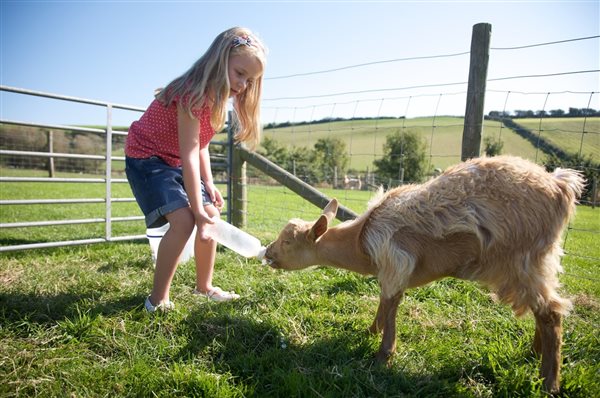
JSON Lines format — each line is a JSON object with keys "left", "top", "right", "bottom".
{"left": 262, "top": 117, "right": 599, "bottom": 171}
{"left": 1, "top": 116, "right": 599, "bottom": 396}
{"left": 514, "top": 117, "right": 600, "bottom": 159}
{"left": 1, "top": 178, "right": 599, "bottom": 397}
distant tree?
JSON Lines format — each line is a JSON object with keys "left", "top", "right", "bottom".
{"left": 312, "top": 138, "right": 348, "bottom": 185}
{"left": 483, "top": 136, "right": 504, "bottom": 157}
{"left": 259, "top": 137, "right": 320, "bottom": 183}
{"left": 581, "top": 108, "right": 598, "bottom": 116}
{"left": 373, "top": 130, "right": 428, "bottom": 185}
{"left": 488, "top": 110, "right": 510, "bottom": 118}
{"left": 260, "top": 137, "right": 288, "bottom": 165}
{"left": 287, "top": 146, "right": 319, "bottom": 183}
{"left": 514, "top": 110, "right": 536, "bottom": 118}
{"left": 549, "top": 109, "right": 565, "bottom": 117}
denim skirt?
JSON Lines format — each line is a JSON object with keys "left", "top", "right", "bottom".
{"left": 125, "top": 156, "right": 212, "bottom": 228}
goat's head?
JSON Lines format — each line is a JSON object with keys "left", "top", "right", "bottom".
{"left": 264, "top": 199, "right": 338, "bottom": 270}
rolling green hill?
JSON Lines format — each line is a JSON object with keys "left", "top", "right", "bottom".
{"left": 261, "top": 116, "right": 599, "bottom": 171}
{"left": 513, "top": 117, "right": 600, "bottom": 158}
{"left": 2, "top": 117, "right": 597, "bottom": 176}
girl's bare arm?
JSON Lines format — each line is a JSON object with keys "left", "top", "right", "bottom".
{"left": 177, "top": 106, "right": 212, "bottom": 226}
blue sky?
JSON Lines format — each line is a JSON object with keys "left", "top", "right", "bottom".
{"left": 1, "top": 1, "right": 599, "bottom": 127}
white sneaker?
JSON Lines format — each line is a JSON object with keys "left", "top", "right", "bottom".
{"left": 144, "top": 296, "right": 175, "bottom": 313}
{"left": 193, "top": 287, "right": 240, "bottom": 302}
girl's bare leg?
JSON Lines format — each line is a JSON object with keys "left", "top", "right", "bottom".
{"left": 149, "top": 207, "right": 195, "bottom": 305}
{"left": 195, "top": 204, "right": 220, "bottom": 292}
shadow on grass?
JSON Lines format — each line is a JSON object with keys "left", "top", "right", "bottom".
{"left": 0, "top": 290, "right": 552, "bottom": 396}
{"left": 173, "top": 309, "right": 496, "bottom": 397}
{"left": 98, "top": 256, "right": 149, "bottom": 272}
{"left": 0, "top": 248, "right": 152, "bottom": 324}
{"left": 325, "top": 275, "right": 378, "bottom": 295}
{"left": 0, "top": 239, "right": 150, "bottom": 260}
{"left": 0, "top": 291, "right": 146, "bottom": 324}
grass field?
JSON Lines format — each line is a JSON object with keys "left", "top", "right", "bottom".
{"left": 1, "top": 116, "right": 599, "bottom": 396}
{"left": 262, "top": 117, "right": 599, "bottom": 171}
{"left": 515, "top": 118, "right": 600, "bottom": 158}
{"left": 1, "top": 180, "right": 599, "bottom": 397}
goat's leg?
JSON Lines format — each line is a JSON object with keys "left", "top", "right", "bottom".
{"left": 375, "top": 291, "right": 404, "bottom": 364}
{"left": 369, "top": 295, "right": 386, "bottom": 334}
{"left": 532, "top": 321, "right": 542, "bottom": 356}
{"left": 533, "top": 310, "right": 563, "bottom": 394}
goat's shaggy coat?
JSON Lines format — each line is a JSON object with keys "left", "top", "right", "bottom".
{"left": 264, "top": 156, "right": 585, "bottom": 393}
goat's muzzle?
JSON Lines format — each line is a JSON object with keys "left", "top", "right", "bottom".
{"left": 262, "top": 243, "right": 276, "bottom": 267}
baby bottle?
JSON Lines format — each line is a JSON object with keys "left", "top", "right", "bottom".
{"left": 205, "top": 217, "right": 266, "bottom": 259}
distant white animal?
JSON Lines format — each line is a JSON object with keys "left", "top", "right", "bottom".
{"left": 343, "top": 175, "right": 362, "bottom": 190}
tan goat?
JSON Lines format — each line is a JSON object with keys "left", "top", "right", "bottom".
{"left": 264, "top": 155, "right": 585, "bottom": 393}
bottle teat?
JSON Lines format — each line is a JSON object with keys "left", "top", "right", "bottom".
{"left": 256, "top": 246, "right": 267, "bottom": 261}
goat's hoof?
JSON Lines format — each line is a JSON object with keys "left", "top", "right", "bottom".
{"left": 374, "top": 350, "right": 393, "bottom": 365}
{"left": 544, "top": 381, "right": 560, "bottom": 396}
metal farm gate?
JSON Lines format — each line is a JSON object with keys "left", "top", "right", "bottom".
{"left": 0, "top": 85, "right": 234, "bottom": 252}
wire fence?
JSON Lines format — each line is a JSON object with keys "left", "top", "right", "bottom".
{"left": 256, "top": 33, "right": 598, "bottom": 197}
{"left": 244, "top": 32, "right": 599, "bottom": 285}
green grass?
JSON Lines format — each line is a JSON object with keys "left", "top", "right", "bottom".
{"left": 514, "top": 117, "right": 600, "bottom": 159}
{"left": 1, "top": 180, "right": 599, "bottom": 397}
{"left": 0, "top": 169, "right": 143, "bottom": 244}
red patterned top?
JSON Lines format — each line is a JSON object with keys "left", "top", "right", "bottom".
{"left": 125, "top": 98, "right": 215, "bottom": 167}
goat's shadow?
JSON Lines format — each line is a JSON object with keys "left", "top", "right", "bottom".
{"left": 1, "top": 288, "right": 541, "bottom": 397}
{"left": 175, "top": 307, "right": 533, "bottom": 397}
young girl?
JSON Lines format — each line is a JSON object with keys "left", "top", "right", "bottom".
{"left": 125, "top": 27, "right": 267, "bottom": 312}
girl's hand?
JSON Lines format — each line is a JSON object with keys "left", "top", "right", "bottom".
{"left": 195, "top": 210, "right": 215, "bottom": 241}
{"left": 204, "top": 182, "right": 224, "bottom": 211}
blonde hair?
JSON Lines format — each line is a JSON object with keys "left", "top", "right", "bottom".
{"left": 156, "top": 27, "right": 267, "bottom": 149}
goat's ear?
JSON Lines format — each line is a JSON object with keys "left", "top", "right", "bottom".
{"left": 322, "top": 199, "right": 338, "bottom": 223}
{"left": 309, "top": 215, "right": 329, "bottom": 242}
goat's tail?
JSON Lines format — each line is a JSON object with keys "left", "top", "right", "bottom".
{"left": 553, "top": 168, "right": 585, "bottom": 206}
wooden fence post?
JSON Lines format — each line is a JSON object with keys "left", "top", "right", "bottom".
{"left": 227, "top": 111, "right": 247, "bottom": 228}
{"left": 461, "top": 23, "right": 492, "bottom": 161}
{"left": 334, "top": 166, "right": 338, "bottom": 189}
{"left": 231, "top": 146, "right": 247, "bottom": 228}
{"left": 592, "top": 177, "right": 598, "bottom": 209}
